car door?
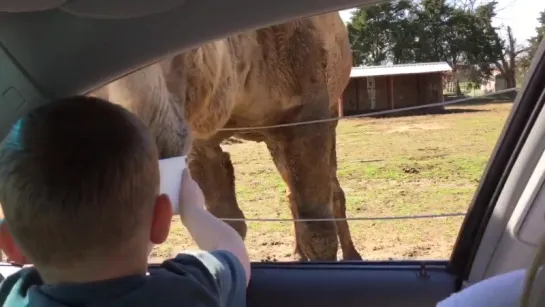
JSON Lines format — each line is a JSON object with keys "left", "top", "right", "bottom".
{"left": 0, "top": 1, "right": 544, "bottom": 307}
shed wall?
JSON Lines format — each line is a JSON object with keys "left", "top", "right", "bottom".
{"left": 342, "top": 72, "right": 444, "bottom": 114}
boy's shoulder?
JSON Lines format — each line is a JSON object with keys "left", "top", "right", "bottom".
{"left": 0, "top": 250, "right": 246, "bottom": 307}
{"left": 155, "top": 250, "right": 247, "bottom": 305}
{"left": 0, "top": 266, "right": 40, "bottom": 307}
{"left": 437, "top": 269, "right": 526, "bottom": 307}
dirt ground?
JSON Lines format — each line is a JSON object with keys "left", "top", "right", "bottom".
{"left": 148, "top": 102, "right": 513, "bottom": 262}
{"left": 150, "top": 102, "right": 513, "bottom": 262}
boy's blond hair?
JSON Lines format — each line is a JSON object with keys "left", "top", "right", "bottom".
{"left": 0, "top": 96, "right": 159, "bottom": 268}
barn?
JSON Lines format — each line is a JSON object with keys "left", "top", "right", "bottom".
{"left": 340, "top": 62, "right": 452, "bottom": 115}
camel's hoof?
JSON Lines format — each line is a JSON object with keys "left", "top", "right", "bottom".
{"left": 294, "top": 253, "right": 309, "bottom": 262}
{"left": 342, "top": 253, "right": 363, "bottom": 261}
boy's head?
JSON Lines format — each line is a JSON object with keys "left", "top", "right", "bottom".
{"left": 0, "top": 96, "right": 173, "bottom": 280}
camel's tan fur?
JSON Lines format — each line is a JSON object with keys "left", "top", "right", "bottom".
{"left": 91, "top": 12, "right": 361, "bottom": 261}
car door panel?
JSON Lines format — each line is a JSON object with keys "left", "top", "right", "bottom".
{"left": 246, "top": 262, "right": 456, "bottom": 307}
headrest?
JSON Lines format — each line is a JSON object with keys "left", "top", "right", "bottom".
{"left": 0, "top": 0, "right": 187, "bottom": 19}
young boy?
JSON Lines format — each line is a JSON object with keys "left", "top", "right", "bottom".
{"left": 0, "top": 96, "right": 250, "bottom": 306}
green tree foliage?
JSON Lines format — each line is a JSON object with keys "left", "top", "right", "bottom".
{"left": 464, "top": 3, "right": 527, "bottom": 88}
{"left": 347, "top": 0, "right": 413, "bottom": 65}
{"left": 463, "top": 1, "right": 502, "bottom": 82}
{"left": 347, "top": 0, "right": 538, "bottom": 91}
{"left": 529, "top": 11, "right": 545, "bottom": 57}
{"left": 518, "top": 10, "right": 545, "bottom": 75}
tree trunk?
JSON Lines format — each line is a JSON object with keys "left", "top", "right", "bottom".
{"left": 504, "top": 69, "right": 517, "bottom": 89}
{"left": 455, "top": 81, "right": 462, "bottom": 96}
{"left": 450, "top": 67, "right": 462, "bottom": 96}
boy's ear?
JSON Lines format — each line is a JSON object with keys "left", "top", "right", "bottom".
{"left": 0, "top": 222, "right": 29, "bottom": 264}
{"left": 150, "top": 194, "right": 172, "bottom": 245}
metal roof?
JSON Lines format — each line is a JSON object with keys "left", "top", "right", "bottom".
{"left": 350, "top": 62, "right": 452, "bottom": 78}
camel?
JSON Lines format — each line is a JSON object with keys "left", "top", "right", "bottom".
{"left": 91, "top": 11, "right": 362, "bottom": 261}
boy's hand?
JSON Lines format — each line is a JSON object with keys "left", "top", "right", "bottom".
{"left": 0, "top": 220, "right": 29, "bottom": 265}
{"left": 179, "top": 169, "right": 206, "bottom": 214}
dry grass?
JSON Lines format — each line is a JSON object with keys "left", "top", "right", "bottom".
{"left": 151, "top": 102, "right": 513, "bottom": 262}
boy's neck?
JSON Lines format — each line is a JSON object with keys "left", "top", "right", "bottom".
{"left": 37, "top": 254, "right": 149, "bottom": 284}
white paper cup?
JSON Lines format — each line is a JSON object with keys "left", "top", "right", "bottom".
{"left": 158, "top": 156, "right": 187, "bottom": 214}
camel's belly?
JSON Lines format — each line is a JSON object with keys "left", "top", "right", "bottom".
{"left": 227, "top": 94, "right": 303, "bottom": 128}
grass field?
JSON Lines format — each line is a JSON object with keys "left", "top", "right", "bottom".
{"left": 151, "top": 102, "right": 513, "bottom": 262}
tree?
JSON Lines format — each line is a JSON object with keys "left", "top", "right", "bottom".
{"left": 528, "top": 10, "right": 545, "bottom": 58}
{"left": 412, "top": 0, "right": 478, "bottom": 94}
{"left": 388, "top": 1, "right": 416, "bottom": 63}
{"left": 347, "top": 0, "right": 413, "bottom": 65}
{"left": 347, "top": 0, "right": 526, "bottom": 90}
{"left": 412, "top": 0, "right": 448, "bottom": 62}
{"left": 518, "top": 9, "right": 545, "bottom": 74}
{"left": 445, "top": 1, "right": 529, "bottom": 89}
{"left": 497, "top": 26, "right": 528, "bottom": 88}
{"left": 347, "top": 5, "right": 390, "bottom": 65}
{"left": 463, "top": 1, "right": 526, "bottom": 88}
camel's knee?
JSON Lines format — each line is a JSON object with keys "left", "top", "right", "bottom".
{"left": 332, "top": 181, "right": 346, "bottom": 211}
{"left": 188, "top": 143, "right": 246, "bottom": 239}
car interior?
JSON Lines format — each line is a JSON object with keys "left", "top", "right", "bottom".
{"left": 0, "top": 1, "right": 544, "bottom": 306}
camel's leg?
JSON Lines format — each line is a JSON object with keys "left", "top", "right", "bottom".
{"left": 330, "top": 133, "right": 362, "bottom": 260}
{"left": 275, "top": 135, "right": 362, "bottom": 261}
{"left": 188, "top": 140, "right": 247, "bottom": 239}
{"left": 269, "top": 149, "right": 312, "bottom": 261}
{"left": 331, "top": 177, "right": 362, "bottom": 260}
{"left": 285, "top": 189, "right": 307, "bottom": 261}
{"left": 266, "top": 122, "right": 339, "bottom": 261}
{"left": 272, "top": 167, "right": 306, "bottom": 260}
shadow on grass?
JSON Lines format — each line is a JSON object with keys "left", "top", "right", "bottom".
{"left": 222, "top": 137, "right": 245, "bottom": 145}
{"left": 445, "top": 89, "right": 518, "bottom": 105}
{"left": 343, "top": 92, "right": 515, "bottom": 120}
{"left": 344, "top": 106, "right": 487, "bottom": 119}
{"left": 455, "top": 97, "right": 514, "bottom": 106}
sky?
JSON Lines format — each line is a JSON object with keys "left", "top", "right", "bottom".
{"left": 339, "top": 0, "right": 540, "bottom": 42}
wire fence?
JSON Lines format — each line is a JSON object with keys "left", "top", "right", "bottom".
{"left": 218, "top": 87, "right": 517, "bottom": 131}
{"left": 220, "top": 212, "right": 466, "bottom": 222}
{"left": 216, "top": 88, "right": 518, "bottom": 223}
